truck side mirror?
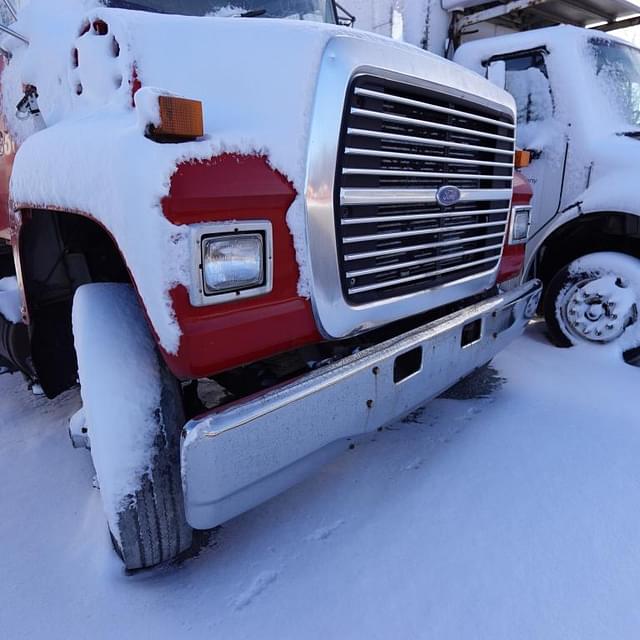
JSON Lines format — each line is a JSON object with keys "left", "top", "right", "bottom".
{"left": 334, "top": 1, "right": 356, "bottom": 27}
{"left": 486, "top": 60, "right": 506, "bottom": 89}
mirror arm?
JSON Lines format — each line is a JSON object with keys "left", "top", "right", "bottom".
{"left": 0, "top": 21, "right": 27, "bottom": 44}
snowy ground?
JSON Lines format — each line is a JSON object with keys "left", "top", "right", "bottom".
{"left": 2, "top": 322, "right": 640, "bottom": 640}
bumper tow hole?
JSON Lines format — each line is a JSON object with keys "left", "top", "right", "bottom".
{"left": 461, "top": 319, "right": 482, "bottom": 348}
{"left": 393, "top": 346, "right": 423, "bottom": 383}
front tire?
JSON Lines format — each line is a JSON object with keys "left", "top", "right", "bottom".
{"left": 544, "top": 252, "right": 640, "bottom": 348}
{"left": 72, "top": 283, "right": 192, "bottom": 570}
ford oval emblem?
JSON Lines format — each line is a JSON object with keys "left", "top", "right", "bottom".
{"left": 436, "top": 185, "right": 461, "bottom": 207}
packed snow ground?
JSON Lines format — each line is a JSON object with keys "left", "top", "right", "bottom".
{"left": 2, "top": 323, "right": 640, "bottom": 639}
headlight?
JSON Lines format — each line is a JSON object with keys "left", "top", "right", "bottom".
{"left": 202, "top": 234, "right": 264, "bottom": 294}
{"left": 510, "top": 206, "right": 531, "bottom": 244}
{"left": 189, "top": 221, "right": 273, "bottom": 307}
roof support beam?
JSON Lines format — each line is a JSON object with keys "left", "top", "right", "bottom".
{"left": 455, "top": 0, "right": 551, "bottom": 29}
{"left": 592, "top": 14, "right": 640, "bottom": 30}
{"left": 0, "top": 21, "right": 27, "bottom": 44}
{"left": 559, "top": 0, "right": 617, "bottom": 22}
{"left": 528, "top": 5, "right": 577, "bottom": 23}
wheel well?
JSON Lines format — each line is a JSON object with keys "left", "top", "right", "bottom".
{"left": 534, "top": 212, "right": 640, "bottom": 287}
{"left": 19, "top": 209, "right": 130, "bottom": 397}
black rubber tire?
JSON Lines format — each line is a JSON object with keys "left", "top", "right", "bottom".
{"left": 544, "top": 252, "right": 640, "bottom": 349}
{"left": 111, "top": 361, "right": 193, "bottom": 570}
{"left": 73, "top": 283, "right": 192, "bottom": 570}
{"left": 543, "top": 263, "right": 575, "bottom": 348}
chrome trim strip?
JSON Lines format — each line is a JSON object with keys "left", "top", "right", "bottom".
{"left": 342, "top": 168, "right": 513, "bottom": 181}
{"left": 344, "top": 147, "right": 514, "bottom": 168}
{"left": 348, "top": 256, "right": 500, "bottom": 294}
{"left": 350, "top": 108, "right": 515, "bottom": 143}
{"left": 345, "top": 243, "right": 505, "bottom": 278}
{"left": 341, "top": 207, "right": 510, "bottom": 225}
{"left": 347, "top": 127, "right": 515, "bottom": 157}
{"left": 342, "top": 220, "right": 507, "bottom": 244}
{"left": 344, "top": 232, "right": 506, "bottom": 261}
{"left": 340, "top": 187, "right": 512, "bottom": 206}
{"left": 353, "top": 87, "right": 516, "bottom": 131}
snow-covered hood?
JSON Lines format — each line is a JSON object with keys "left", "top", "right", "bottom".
{"left": 2, "top": 3, "right": 515, "bottom": 354}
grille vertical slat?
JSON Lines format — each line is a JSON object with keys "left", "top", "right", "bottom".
{"left": 335, "top": 76, "right": 515, "bottom": 304}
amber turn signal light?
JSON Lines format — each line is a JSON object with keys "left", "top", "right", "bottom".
{"left": 148, "top": 96, "right": 204, "bottom": 142}
{"left": 515, "top": 149, "right": 531, "bottom": 169}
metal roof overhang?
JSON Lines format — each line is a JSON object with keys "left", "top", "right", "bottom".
{"left": 454, "top": 0, "right": 640, "bottom": 32}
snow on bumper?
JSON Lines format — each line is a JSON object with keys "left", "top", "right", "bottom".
{"left": 181, "top": 280, "right": 542, "bottom": 529}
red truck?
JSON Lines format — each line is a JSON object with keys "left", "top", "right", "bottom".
{"left": 0, "top": 0, "right": 540, "bottom": 570}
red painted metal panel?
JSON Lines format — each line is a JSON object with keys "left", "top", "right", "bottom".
{"left": 497, "top": 171, "right": 530, "bottom": 283}
{"left": 161, "top": 154, "right": 321, "bottom": 379}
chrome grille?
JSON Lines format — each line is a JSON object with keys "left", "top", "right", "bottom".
{"left": 335, "top": 76, "right": 515, "bottom": 304}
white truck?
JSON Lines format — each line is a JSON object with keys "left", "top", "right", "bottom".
{"left": 0, "top": 0, "right": 541, "bottom": 570}
{"left": 350, "top": 0, "right": 640, "bottom": 355}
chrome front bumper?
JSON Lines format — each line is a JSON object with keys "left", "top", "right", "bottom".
{"left": 181, "top": 279, "right": 542, "bottom": 530}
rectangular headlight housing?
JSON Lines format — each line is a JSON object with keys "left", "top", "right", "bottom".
{"left": 189, "top": 221, "right": 273, "bottom": 307}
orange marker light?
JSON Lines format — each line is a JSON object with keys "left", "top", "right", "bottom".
{"left": 149, "top": 96, "right": 204, "bottom": 142}
{"left": 515, "top": 149, "right": 531, "bottom": 169}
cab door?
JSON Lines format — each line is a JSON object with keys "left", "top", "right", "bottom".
{"left": 487, "top": 50, "right": 566, "bottom": 240}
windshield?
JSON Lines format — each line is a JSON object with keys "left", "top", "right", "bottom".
{"left": 103, "top": 0, "right": 337, "bottom": 22}
{"left": 590, "top": 37, "right": 640, "bottom": 129}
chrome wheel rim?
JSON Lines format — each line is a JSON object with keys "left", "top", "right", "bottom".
{"left": 558, "top": 274, "right": 638, "bottom": 344}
